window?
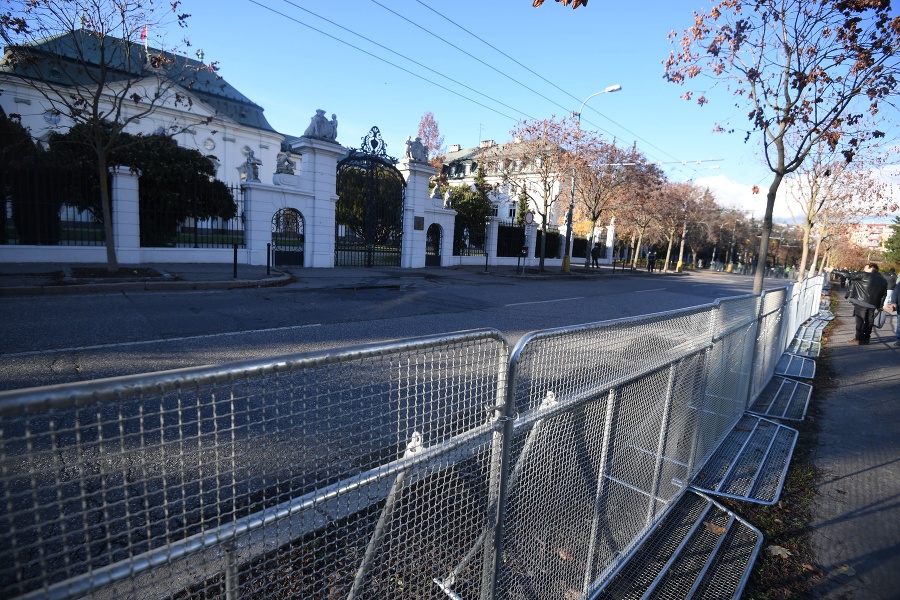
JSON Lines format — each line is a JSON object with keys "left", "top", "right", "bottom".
{"left": 508, "top": 206, "right": 516, "bottom": 219}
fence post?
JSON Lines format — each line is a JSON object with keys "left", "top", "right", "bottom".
{"left": 743, "top": 294, "right": 766, "bottom": 411}
{"left": 224, "top": 541, "right": 239, "bottom": 600}
{"left": 646, "top": 363, "right": 678, "bottom": 527}
{"left": 582, "top": 388, "right": 619, "bottom": 595}
{"left": 480, "top": 348, "right": 518, "bottom": 600}
{"left": 233, "top": 244, "right": 238, "bottom": 278}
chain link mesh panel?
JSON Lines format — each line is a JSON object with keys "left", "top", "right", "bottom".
{"left": 0, "top": 330, "right": 507, "bottom": 600}
{"left": 0, "top": 277, "right": 827, "bottom": 600}
{"left": 750, "top": 288, "right": 788, "bottom": 400}
{"left": 495, "top": 307, "right": 720, "bottom": 599}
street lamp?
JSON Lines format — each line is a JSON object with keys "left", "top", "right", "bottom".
{"left": 562, "top": 84, "right": 622, "bottom": 273}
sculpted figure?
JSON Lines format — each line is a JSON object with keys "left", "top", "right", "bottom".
{"left": 276, "top": 152, "right": 297, "bottom": 175}
{"left": 303, "top": 109, "right": 337, "bottom": 140}
{"left": 443, "top": 187, "right": 452, "bottom": 209}
{"left": 404, "top": 135, "right": 428, "bottom": 162}
{"left": 238, "top": 149, "right": 262, "bottom": 182}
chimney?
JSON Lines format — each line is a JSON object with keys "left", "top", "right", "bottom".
{"left": 449, "top": 144, "right": 461, "bottom": 153}
{"left": 479, "top": 140, "right": 495, "bottom": 148}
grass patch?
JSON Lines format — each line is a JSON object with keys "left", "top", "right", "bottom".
{"left": 739, "top": 293, "right": 839, "bottom": 599}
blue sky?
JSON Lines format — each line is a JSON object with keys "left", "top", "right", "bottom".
{"left": 158, "top": 0, "right": 899, "bottom": 221}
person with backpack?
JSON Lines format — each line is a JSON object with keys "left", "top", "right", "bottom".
{"left": 841, "top": 263, "right": 888, "bottom": 345}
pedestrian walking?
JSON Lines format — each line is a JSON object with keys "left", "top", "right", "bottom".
{"left": 647, "top": 251, "right": 657, "bottom": 273}
{"left": 887, "top": 281, "right": 900, "bottom": 347}
{"left": 884, "top": 267, "right": 896, "bottom": 304}
{"left": 590, "top": 244, "right": 601, "bottom": 268}
{"left": 841, "top": 263, "right": 888, "bottom": 345}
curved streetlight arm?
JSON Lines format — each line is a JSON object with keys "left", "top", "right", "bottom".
{"left": 562, "top": 84, "right": 622, "bottom": 273}
{"left": 572, "top": 85, "right": 622, "bottom": 120}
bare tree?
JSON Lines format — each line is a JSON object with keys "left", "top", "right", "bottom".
{"left": 1, "top": 0, "right": 216, "bottom": 271}
{"left": 495, "top": 117, "right": 576, "bottom": 270}
{"left": 532, "top": 0, "right": 588, "bottom": 8}
{"left": 573, "top": 137, "right": 646, "bottom": 267}
{"left": 785, "top": 141, "right": 891, "bottom": 280}
{"left": 417, "top": 111, "right": 445, "bottom": 171}
{"left": 665, "top": 0, "right": 900, "bottom": 293}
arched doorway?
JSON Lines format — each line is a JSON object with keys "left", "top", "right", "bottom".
{"left": 335, "top": 127, "right": 406, "bottom": 267}
{"left": 271, "top": 208, "right": 304, "bottom": 266}
{"left": 426, "top": 223, "right": 442, "bottom": 266}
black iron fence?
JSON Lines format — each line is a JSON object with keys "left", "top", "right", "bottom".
{"left": 452, "top": 216, "right": 487, "bottom": 257}
{"left": 0, "top": 165, "right": 105, "bottom": 246}
{"left": 141, "top": 183, "right": 244, "bottom": 248}
{"left": 534, "top": 227, "right": 561, "bottom": 259}
{"left": 573, "top": 236, "right": 587, "bottom": 259}
{"left": 496, "top": 219, "right": 526, "bottom": 257}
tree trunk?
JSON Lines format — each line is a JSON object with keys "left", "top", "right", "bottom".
{"left": 752, "top": 173, "right": 783, "bottom": 294}
{"left": 809, "top": 230, "right": 823, "bottom": 279}
{"left": 97, "top": 153, "right": 119, "bottom": 272}
{"left": 583, "top": 217, "right": 598, "bottom": 268}
{"left": 663, "top": 230, "right": 675, "bottom": 272}
{"left": 797, "top": 222, "right": 812, "bottom": 281}
{"left": 631, "top": 230, "right": 644, "bottom": 269}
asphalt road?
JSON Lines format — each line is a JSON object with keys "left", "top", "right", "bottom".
{"left": 0, "top": 270, "right": 778, "bottom": 392}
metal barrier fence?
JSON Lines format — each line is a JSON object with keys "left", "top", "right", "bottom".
{"left": 0, "top": 276, "right": 824, "bottom": 600}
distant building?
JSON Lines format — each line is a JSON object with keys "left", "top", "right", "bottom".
{"left": 441, "top": 139, "right": 565, "bottom": 227}
{"left": 0, "top": 30, "right": 286, "bottom": 185}
{"left": 850, "top": 222, "right": 892, "bottom": 253}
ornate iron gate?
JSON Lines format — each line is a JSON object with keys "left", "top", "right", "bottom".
{"left": 335, "top": 127, "right": 406, "bottom": 267}
{"left": 271, "top": 208, "right": 304, "bottom": 266}
{"left": 426, "top": 223, "right": 442, "bottom": 266}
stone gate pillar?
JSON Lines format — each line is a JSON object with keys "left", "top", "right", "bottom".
{"left": 110, "top": 166, "right": 141, "bottom": 264}
{"left": 286, "top": 136, "right": 345, "bottom": 268}
{"left": 397, "top": 157, "right": 444, "bottom": 268}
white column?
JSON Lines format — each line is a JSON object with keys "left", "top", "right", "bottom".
{"left": 110, "top": 166, "right": 141, "bottom": 264}
{"left": 603, "top": 218, "right": 616, "bottom": 264}
{"left": 397, "top": 158, "right": 439, "bottom": 268}
{"left": 290, "top": 137, "right": 345, "bottom": 268}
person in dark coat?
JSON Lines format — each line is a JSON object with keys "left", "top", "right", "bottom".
{"left": 590, "top": 244, "right": 601, "bottom": 268}
{"left": 842, "top": 263, "right": 888, "bottom": 345}
{"left": 883, "top": 268, "right": 896, "bottom": 304}
{"left": 887, "top": 282, "right": 900, "bottom": 347}
{"left": 647, "top": 251, "right": 657, "bottom": 273}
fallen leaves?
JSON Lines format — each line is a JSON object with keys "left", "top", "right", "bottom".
{"left": 767, "top": 544, "right": 793, "bottom": 558}
{"left": 703, "top": 521, "right": 727, "bottom": 536}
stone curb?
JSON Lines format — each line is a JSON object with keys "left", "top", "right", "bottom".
{"left": 0, "top": 271, "right": 292, "bottom": 296}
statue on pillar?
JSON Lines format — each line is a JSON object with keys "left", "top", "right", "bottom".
{"left": 303, "top": 109, "right": 338, "bottom": 141}
{"left": 404, "top": 136, "right": 429, "bottom": 162}
{"left": 275, "top": 152, "right": 297, "bottom": 175}
{"left": 238, "top": 149, "right": 262, "bottom": 182}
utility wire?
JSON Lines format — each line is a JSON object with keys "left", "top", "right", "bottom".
{"left": 408, "top": 0, "right": 714, "bottom": 179}
{"left": 246, "top": 0, "right": 522, "bottom": 122}
{"left": 251, "top": 0, "right": 714, "bottom": 183}
{"left": 275, "top": 0, "right": 537, "bottom": 122}
{"left": 369, "top": 0, "right": 585, "bottom": 125}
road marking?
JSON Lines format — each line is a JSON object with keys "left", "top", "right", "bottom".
{"left": 635, "top": 288, "right": 666, "bottom": 293}
{"left": 2, "top": 323, "right": 323, "bottom": 358}
{"left": 505, "top": 296, "right": 585, "bottom": 307}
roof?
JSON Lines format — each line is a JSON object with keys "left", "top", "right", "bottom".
{"left": 1, "top": 30, "right": 276, "bottom": 133}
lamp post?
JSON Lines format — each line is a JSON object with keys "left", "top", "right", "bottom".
{"left": 675, "top": 199, "right": 688, "bottom": 272}
{"left": 562, "top": 84, "right": 622, "bottom": 273}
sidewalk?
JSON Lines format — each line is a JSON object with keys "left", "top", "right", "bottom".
{"left": 0, "top": 260, "right": 651, "bottom": 295}
{"left": 809, "top": 296, "right": 900, "bottom": 599}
